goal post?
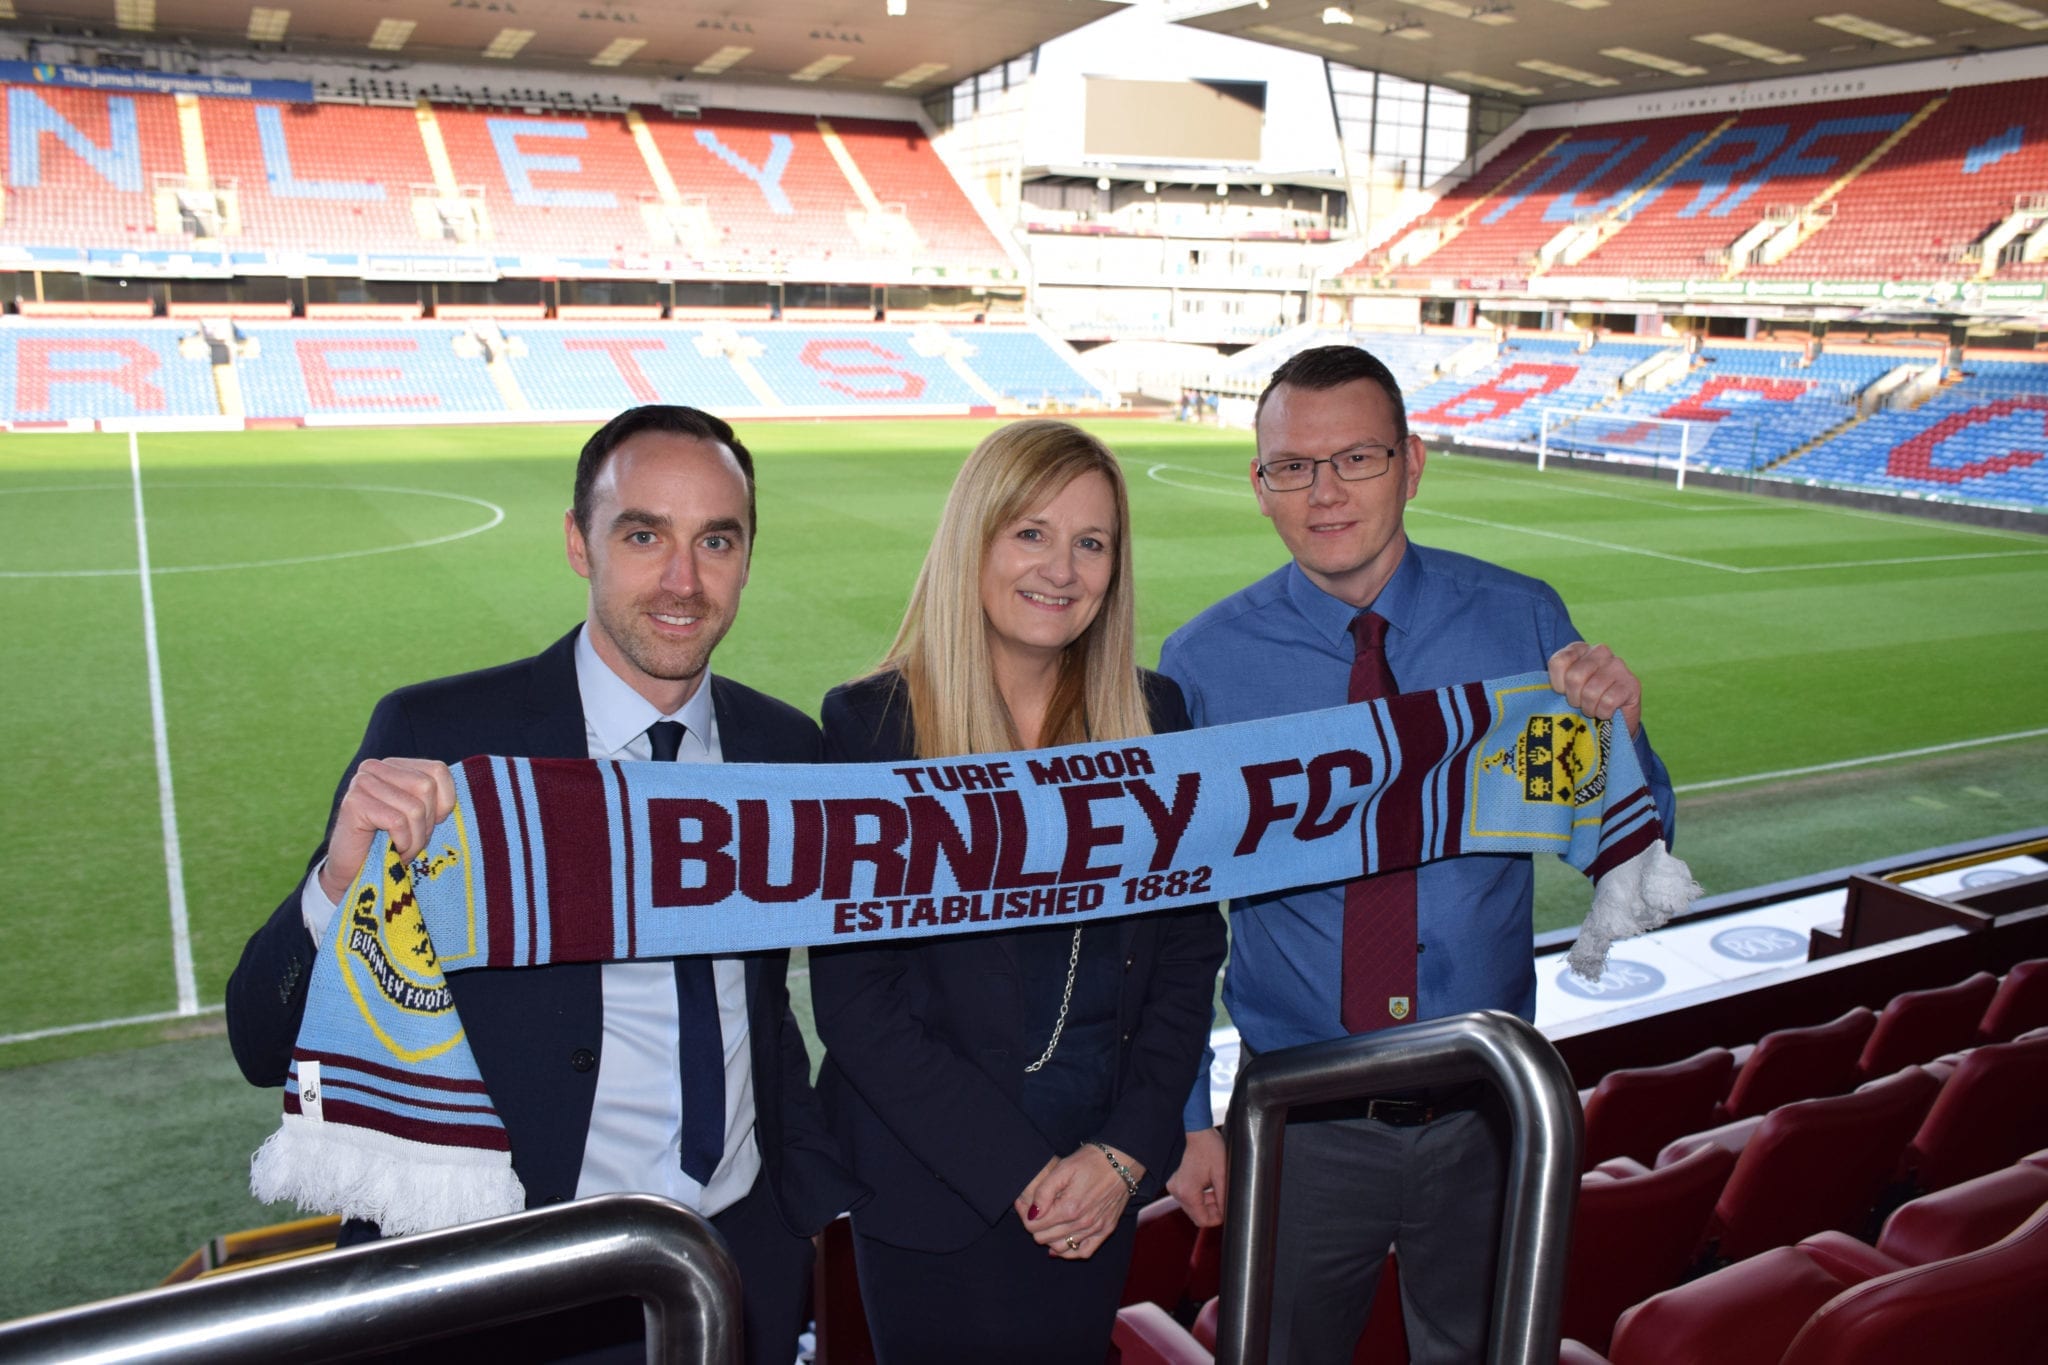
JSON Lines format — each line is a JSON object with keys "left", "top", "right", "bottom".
{"left": 1538, "top": 408, "right": 1698, "bottom": 490}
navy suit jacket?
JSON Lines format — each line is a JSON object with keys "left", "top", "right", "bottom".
{"left": 225, "top": 627, "right": 864, "bottom": 1238}
{"left": 808, "top": 670, "right": 1227, "bottom": 1252}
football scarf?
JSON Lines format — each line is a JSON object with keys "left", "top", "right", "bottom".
{"left": 253, "top": 670, "right": 1696, "bottom": 1233}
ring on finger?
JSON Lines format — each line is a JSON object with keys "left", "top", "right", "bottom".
{"left": 1065, "top": 1235, "right": 1080, "bottom": 1251}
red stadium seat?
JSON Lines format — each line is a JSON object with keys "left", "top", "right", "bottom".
{"left": 1563, "top": 1144, "right": 1737, "bottom": 1352}
{"left": 1187, "top": 1222, "right": 1223, "bottom": 1307}
{"left": 1979, "top": 959, "right": 2048, "bottom": 1043}
{"left": 1112, "top": 1302, "right": 1211, "bottom": 1365}
{"left": 1608, "top": 1245, "right": 1854, "bottom": 1365}
{"left": 1778, "top": 1202, "right": 2048, "bottom": 1365}
{"left": 1717, "top": 1007, "right": 1875, "bottom": 1121}
{"left": 1901, "top": 1035, "right": 2048, "bottom": 1193}
{"left": 1875, "top": 1162, "right": 2048, "bottom": 1267}
{"left": 1580, "top": 1047, "right": 1735, "bottom": 1169}
{"left": 1703, "top": 1067, "right": 1941, "bottom": 1263}
{"left": 811, "top": 1214, "right": 875, "bottom": 1365}
{"left": 1184, "top": 1254, "right": 1406, "bottom": 1361}
{"left": 1856, "top": 973, "right": 1999, "bottom": 1081}
{"left": 1122, "top": 1196, "right": 1200, "bottom": 1312}
{"left": 1654, "top": 1114, "right": 1764, "bottom": 1168}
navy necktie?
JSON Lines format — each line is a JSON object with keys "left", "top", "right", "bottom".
{"left": 1341, "top": 613, "right": 1419, "bottom": 1032}
{"left": 647, "top": 721, "right": 726, "bottom": 1184}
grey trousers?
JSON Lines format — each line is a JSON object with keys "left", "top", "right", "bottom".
{"left": 1267, "top": 1099, "right": 1509, "bottom": 1364}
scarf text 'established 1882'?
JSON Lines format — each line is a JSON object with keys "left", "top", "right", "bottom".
{"left": 253, "top": 671, "right": 1697, "bottom": 1234}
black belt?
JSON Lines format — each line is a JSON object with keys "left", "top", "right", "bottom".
{"left": 1361, "top": 1085, "right": 1485, "bottom": 1127}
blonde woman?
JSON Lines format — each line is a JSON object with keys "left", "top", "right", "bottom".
{"left": 810, "top": 420, "right": 1226, "bottom": 1362}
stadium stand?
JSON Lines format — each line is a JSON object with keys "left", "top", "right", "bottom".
{"left": 1776, "top": 357, "right": 2048, "bottom": 505}
{"left": 1558, "top": 93, "right": 1935, "bottom": 281}
{"left": 640, "top": 109, "right": 906, "bottom": 273}
{"left": 1355, "top": 79, "right": 2048, "bottom": 288}
{"left": 500, "top": 325, "right": 761, "bottom": 414}
{"left": 1406, "top": 336, "right": 1662, "bottom": 446}
{"left": 1744, "top": 78, "right": 2048, "bottom": 284}
{"left": 0, "top": 86, "right": 1015, "bottom": 279}
{"left": 234, "top": 324, "right": 503, "bottom": 419}
{"left": 1576, "top": 344, "right": 1896, "bottom": 474}
{"left": 430, "top": 106, "right": 656, "bottom": 257}
{"left": 192, "top": 98, "right": 434, "bottom": 252}
{"left": 0, "top": 323, "right": 219, "bottom": 421}
{"left": 1, "top": 84, "right": 187, "bottom": 250}
{"left": 826, "top": 116, "right": 1010, "bottom": 274}
{"left": 0, "top": 319, "right": 1109, "bottom": 423}
{"left": 748, "top": 325, "right": 985, "bottom": 407}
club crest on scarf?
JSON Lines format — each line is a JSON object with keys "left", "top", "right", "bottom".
{"left": 1482, "top": 713, "right": 1608, "bottom": 806}
{"left": 340, "top": 843, "right": 460, "bottom": 1047}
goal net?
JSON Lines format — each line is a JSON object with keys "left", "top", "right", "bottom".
{"left": 1537, "top": 409, "right": 1699, "bottom": 489}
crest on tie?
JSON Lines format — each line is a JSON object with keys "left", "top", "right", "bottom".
{"left": 1388, "top": 995, "right": 1411, "bottom": 1021}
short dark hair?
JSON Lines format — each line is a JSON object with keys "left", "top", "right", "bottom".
{"left": 1256, "top": 345, "right": 1410, "bottom": 440}
{"left": 572, "top": 405, "right": 757, "bottom": 540}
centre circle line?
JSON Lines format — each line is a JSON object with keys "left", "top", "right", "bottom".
{"left": 0, "top": 481, "right": 506, "bottom": 579}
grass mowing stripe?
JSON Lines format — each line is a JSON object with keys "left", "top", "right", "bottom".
{"left": 129, "top": 432, "right": 198, "bottom": 1017}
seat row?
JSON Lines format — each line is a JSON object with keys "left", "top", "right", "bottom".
{"left": 1099, "top": 962, "right": 2048, "bottom": 1364}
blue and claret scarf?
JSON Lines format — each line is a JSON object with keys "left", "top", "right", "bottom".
{"left": 252, "top": 670, "right": 1696, "bottom": 1233}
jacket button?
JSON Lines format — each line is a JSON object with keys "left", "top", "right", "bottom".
{"left": 570, "top": 1048, "right": 596, "bottom": 1073}
{"left": 1124, "top": 955, "right": 1135, "bottom": 972}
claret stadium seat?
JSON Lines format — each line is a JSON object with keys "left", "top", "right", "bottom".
{"left": 1856, "top": 972, "right": 2000, "bottom": 1081}
{"left": 1978, "top": 958, "right": 2048, "bottom": 1043}
{"left": 1777, "top": 1202, "right": 2048, "bottom": 1365}
{"left": 1564, "top": 1144, "right": 1737, "bottom": 1352}
{"left": 1697, "top": 1066, "right": 1941, "bottom": 1263}
{"left": 1901, "top": 1035, "right": 2048, "bottom": 1193}
{"left": 1579, "top": 1046, "right": 1735, "bottom": 1169}
{"left": 1716, "top": 1006, "right": 1875, "bottom": 1121}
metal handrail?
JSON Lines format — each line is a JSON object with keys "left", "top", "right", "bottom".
{"left": 1215, "top": 1010, "right": 1583, "bottom": 1365}
{"left": 0, "top": 1194, "right": 741, "bottom": 1364}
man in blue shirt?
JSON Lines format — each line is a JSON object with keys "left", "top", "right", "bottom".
{"left": 1160, "top": 345, "right": 1675, "bottom": 1362}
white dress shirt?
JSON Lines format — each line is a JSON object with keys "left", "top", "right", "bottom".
{"left": 299, "top": 627, "right": 761, "bottom": 1216}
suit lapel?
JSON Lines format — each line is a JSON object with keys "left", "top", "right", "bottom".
{"left": 522, "top": 627, "right": 590, "bottom": 759}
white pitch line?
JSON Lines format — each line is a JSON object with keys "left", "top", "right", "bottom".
{"left": 0, "top": 1004, "right": 223, "bottom": 1048}
{"left": 1676, "top": 727, "right": 2048, "bottom": 793}
{"left": 1428, "top": 459, "right": 1773, "bottom": 512}
{"left": 1410, "top": 506, "right": 1742, "bottom": 570}
{"left": 0, "top": 482, "right": 506, "bottom": 580}
{"left": 129, "top": 432, "right": 199, "bottom": 1017}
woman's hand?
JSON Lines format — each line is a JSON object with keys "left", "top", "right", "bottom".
{"left": 1016, "top": 1143, "right": 1146, "bottom": 1260}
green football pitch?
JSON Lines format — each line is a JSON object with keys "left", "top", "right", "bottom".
{"left": 4, "top": 415, "right": 2046, "bottom": 1056}
{"left": 1, "top": 415, "right": 2045, "bottom": 1318}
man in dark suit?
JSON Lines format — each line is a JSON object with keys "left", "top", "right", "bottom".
{"left": 226, "top": 405, "right": 863, "bottom": 1365}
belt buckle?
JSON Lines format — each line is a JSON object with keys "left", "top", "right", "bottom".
{"left": 1366, "top": 1097, "right": 1433, "bottom": 1127}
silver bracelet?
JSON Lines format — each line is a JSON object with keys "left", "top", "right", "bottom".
{"left": 1088, "top": 1140, "right": 1139, "bottom": 1198}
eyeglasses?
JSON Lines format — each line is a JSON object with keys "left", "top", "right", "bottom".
{"left": 1255, "top": 439, "right": 1405, "bottom": 492}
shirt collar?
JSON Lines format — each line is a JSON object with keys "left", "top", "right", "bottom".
{"left": 574, "top": 625, "right": 716, "bottom": 758}
{"left": 1281, "top": 542, "right": 1421, "bottom": 649}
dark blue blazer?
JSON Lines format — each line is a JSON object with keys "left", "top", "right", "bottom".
{"left": 809, "top": 670, "right": 1227, "bottom": 1252}
{"left": 225, "top": 627, "right": 864, "bottom": 1238}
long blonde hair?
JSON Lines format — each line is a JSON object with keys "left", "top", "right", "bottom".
{"left": 879, "top": 420, "right": 1151, "bottom": 759}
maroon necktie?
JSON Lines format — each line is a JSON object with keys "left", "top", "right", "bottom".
{"left": 1341, "top": 612, "right": 1419, "bottom": 1033}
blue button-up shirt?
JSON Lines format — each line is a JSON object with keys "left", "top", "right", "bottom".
{"left": 1161, "top": 542, "right": 1675, "bottom": 1129}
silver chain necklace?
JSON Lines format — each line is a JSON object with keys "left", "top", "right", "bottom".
{"left": 1023, "top": 926, "right": 1084, "bottom": 1073}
